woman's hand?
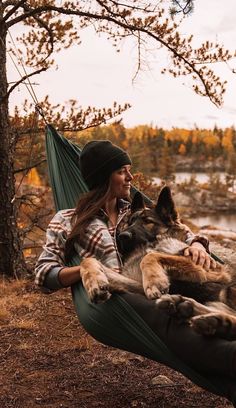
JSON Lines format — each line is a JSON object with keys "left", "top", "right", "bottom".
{"left": 183, "top": 242, "right": 216, "bottom": 271}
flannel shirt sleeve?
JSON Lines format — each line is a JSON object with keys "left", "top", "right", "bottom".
{"left": 185, "top": 230, "right": 210, "bottom": 253}
{"left": 34, "top": 211, "right": 71, "bottom": 287}
{"left": 74, "top": 221, "right": 122, "bottom": 272}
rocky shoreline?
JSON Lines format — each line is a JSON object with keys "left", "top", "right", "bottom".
{"left": 174, "top": 156, "right": 226, "bottom": 172}
{"left": 172, "top": 183, "right": 236, "bottom": 257}
{"left": 173, "top": 184, "right": 236, "bottom": 216}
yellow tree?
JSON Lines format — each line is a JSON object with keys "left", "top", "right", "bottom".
{"left": 178, "top": 143, "right": 186, "bottom": 155}
{"left": 1, "top": 0, "right": 235, "bottom": 277}
{"left": 222, "top": 127, "right": 235, "bottom": 155}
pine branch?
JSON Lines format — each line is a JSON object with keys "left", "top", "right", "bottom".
{"left": 3, "top": 0, "right": 27, "bottom": 22}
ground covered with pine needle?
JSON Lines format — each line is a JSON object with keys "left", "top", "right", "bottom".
{"left": 0, "top": 280, "right": 233, "bottom": 408}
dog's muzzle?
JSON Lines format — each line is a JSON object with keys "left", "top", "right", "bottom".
{"left": 117, "top": 230, "right": 135, "bottom": 253}
{"left": 118, "top": 231, "right": 133, "bottom": 242}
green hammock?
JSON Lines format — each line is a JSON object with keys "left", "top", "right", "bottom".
{"left": 45, "top": 124, "right": 236, "bottom": 405}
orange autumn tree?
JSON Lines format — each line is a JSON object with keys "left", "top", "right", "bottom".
{"left": 1, "top": 0, "right": 235, "bottom": 277}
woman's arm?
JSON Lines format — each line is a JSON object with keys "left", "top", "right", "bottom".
{"left": 42, "top": 265, "right": 81, "bottom": 290}
{"left": 58, "top": 265, "right": 81, "bottom": 286}
{"left": 35, "top": 209, "right": 81, "bottom": 290}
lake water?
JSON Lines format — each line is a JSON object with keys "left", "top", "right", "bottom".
{"left": 191, "top": 213, "right": 236, "bottom": 232}
{"left": 153, "top": 172, "right": 236, "bottom": 232}
{"left": 153, "top": 171, "right": 226, "bottom": 185}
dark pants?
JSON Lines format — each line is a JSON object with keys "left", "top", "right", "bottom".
{"left": 122, "top": 292, "right": 236, "bottom": 377}
{"left": 72, "top": 283, "right": 236, "bottom": 405}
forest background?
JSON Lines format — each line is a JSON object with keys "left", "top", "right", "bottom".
{"left": 17, "top": 121, "right": 236, "bottom": 184}
{"left": 15, "top": 118, "right": 236, "bottom": 270}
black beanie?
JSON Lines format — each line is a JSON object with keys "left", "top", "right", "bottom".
{"left": 80, "top": 140, "right": 132, "bottom": 190}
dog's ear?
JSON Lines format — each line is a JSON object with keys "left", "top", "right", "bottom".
{"left": 131, "top": 192, "right": 145, "bottom": 213}
{"left": 155, "top": 186, "right": 178, "bottom": 223}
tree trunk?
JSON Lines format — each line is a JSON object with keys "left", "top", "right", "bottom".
{"left": 0, "top": 21, "right": 26, "bottom": 277}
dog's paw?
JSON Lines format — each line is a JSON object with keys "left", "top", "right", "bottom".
{"left": 144, "top": 284, "right": 169, "bottom": 300}
{"left": 86, "top": 280, "right": 111, "bottom": 304}
{"left": 191, "top": 313, "right": 236, "bottom": 340}
{"left": 155, "top": 294, "right": 195, "bottom": 320}
{"left": 80, "top": 258, "right": 112, "bottom": 304}
{"left": 81, "top": 271, "right": 111, "bottom": 303}
{"left": 143, "top": 276, "right": 169, "bottom": 300}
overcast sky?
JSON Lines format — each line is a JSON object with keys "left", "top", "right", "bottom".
{"left": 8, "top": 0, "right": 236, "bottom": 130}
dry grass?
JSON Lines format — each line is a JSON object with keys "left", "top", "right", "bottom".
{"left": 0, "top": 279, "right": 233, "bottom": 408}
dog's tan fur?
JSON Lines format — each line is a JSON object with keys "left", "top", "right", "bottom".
{"left": 79, "top": 186, "right": 236, "bottom": 340}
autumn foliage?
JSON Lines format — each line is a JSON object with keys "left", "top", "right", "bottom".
{"left": 1, "top": 0, "right": 236, "bottom": 277}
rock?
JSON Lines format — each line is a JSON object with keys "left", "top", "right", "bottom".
{"left": 151, "top": 375, "right": 174, "bottom": 386}
{"left": 209, "top": 241, "right": 236, "bottom": 268}
{"left": 131, "top": 400, "right": 146, "bottom": 407}
{"left": 110, "top": 351, "right": 144, "bottom": 365}
{"left": 174, "top": 192, "right": 191, "bottom": 207}
{"left": 200, "top": 229, "right": 236, "bottom": 240}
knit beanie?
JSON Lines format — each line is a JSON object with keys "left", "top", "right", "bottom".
{"left": 80, "top": 140, "right": 132, "bottom": 190}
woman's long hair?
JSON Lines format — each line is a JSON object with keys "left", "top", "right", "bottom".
{"left": 65, "top": 179, "right": 111, "bottom": 261}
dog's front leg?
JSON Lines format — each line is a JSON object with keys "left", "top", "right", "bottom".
{"left": 143, "top": 252, "right": 231, "bottom": 284}
{"left": 80, "top": 257, "right": 111, "bottom": 303}
{"left": 140, "top": 252, "right": 170, "bottom": 299}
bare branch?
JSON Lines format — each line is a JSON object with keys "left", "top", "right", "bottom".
{"left": 170, "top": 0, "right": 194, "bottom": 15}
{"left": 6, "top": 66, "right": 47, "bottom": 98}
{"left": 14, "top": 159, "right": 46, "bottom": 174}
{"left": 6, "top": 5, "right": 101, "bottom": 27}
{"left": 132, "top": 31, "right": 142, "bottom": 84}
{"left": 108, "top": 0, "right": 157, "bottom": 12}
{"left": 96, "top": 0, "right": 124, "bottom": 19}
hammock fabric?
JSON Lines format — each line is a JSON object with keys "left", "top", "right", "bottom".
{"left": 45, "top": 124, "right": 236, "bottom": 405}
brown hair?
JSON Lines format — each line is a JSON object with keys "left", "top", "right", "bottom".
{"left": 65, "top": 179, "right": 111, "bottom": 260}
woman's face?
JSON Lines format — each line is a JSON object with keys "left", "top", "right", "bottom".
{"left": 109, "top": 165, "right": 133, "bottom": 199}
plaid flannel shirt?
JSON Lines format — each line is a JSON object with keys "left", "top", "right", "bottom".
{"left": 35, "top": 200, "right": 130, "bottom": 287}
{"left": 35, "top": 198, "right": 206, "bottom": 288}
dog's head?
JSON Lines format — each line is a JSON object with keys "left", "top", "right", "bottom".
{"left": 117, "top": 186, "right": 190, "bottom": 256}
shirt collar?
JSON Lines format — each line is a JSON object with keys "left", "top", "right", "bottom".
{"left": 98, "top": 199, "right": 130, "bottom": 221}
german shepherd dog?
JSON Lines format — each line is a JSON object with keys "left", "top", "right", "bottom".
{"left": 80, "top": 186, "right": 236, "bottom": 340}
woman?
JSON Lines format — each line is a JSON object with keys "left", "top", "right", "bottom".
{"left": 35, "top": 140, "right": 236, "bottom": 405}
